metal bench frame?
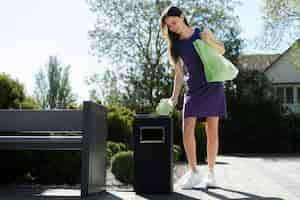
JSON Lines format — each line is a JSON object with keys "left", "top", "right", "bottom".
{"left": 0, "top": 101, "right": 107, "bottom": 197}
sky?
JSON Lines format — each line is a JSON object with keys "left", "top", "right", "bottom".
{"left": 0, "top": 0, "right": 279, "bottom": 102}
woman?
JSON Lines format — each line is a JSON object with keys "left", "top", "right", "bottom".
{"left": 160, "top": 6, "right": 227, "bottom": 189}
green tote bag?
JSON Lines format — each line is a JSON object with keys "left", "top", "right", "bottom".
{"left": 193, "top": 39, "right": 239, "bottom": 82}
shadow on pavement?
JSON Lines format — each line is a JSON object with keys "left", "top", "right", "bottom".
{"left": 137, "top": 192, "right": 201, "bottom": 200}
{"left": 227, "top": 153, "right": 300, "bottom": 159}
{"left": 0, "top": 188, "right": 123, "bottom": 200}
{"left": 195, "top": 186, "right": 285, "bottom": 200}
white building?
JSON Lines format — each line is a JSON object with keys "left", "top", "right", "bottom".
{"left": 264, "top": 39, "right": 300, "bottom": 113}
{"left": 237, "top": 39, "right": 300, "bottom": 113}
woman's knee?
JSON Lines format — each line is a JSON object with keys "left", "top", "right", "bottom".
{"left": 183, "top": 117, "right": 196, "bottom": 136}
{"left": 206, "top": 117, "right": 219, "bottom": 136}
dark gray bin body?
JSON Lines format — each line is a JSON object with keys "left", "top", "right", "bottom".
{"left": 133, "top": 114, "right": 173, "bottom": 194}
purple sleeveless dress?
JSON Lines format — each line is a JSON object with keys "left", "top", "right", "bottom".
{"left": 174, "top": 27, "right": 227, "bottom": 122}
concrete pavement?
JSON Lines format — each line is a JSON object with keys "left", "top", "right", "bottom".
{"left": 0, "top": 154, "right": 299, "bottom": 200}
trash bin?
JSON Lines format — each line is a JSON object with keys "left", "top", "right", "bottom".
{"left": 133, "top": 114, "right": 173, "bottom": 194}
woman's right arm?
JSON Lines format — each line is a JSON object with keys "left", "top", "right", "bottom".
{"left": 170, "top": 59, "right": 184, "bottom": 106}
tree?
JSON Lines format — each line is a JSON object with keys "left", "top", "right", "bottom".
{"left": 86, "top": 69, "right": 122, "bottom": 105}
{"left": 221, "top": 69, "right": 290, "bottom": 153}
{"left": 258, "top": 0, "right": 300, "bottom": 49}
{"left": 87, "top": 0, "right": 243, "bottom": 112}
{"left": 288, "top": 40, "right": 300, "bottom": 71}
{"left": 0, "top": 73, "right": 25, "bottom": 109}
{"left": 20, "top": 96, "right": 41, "bottom": 109}
{"left": 34, "top": 56, "right": 77, "bottom": 109}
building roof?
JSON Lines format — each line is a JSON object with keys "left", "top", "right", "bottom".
{"left": 264, "top": 39, "right": 300, "bottom": 73}
{"left": 237, "top": 54, "right": 280, "bottom": 71}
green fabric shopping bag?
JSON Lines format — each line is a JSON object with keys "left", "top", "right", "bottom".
{"left": 193, "top": 39, "right": 239, "bottom": 82}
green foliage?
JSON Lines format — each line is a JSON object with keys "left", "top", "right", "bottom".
{"left": 259, "top": 0, "right": 299, "bottom": 49}
{"left": 118, "top": 142, "right": 128, "bottom": 151}
{"left": 173, "top": 144, "right": 182, "bottom": 162}
{"left": 106, "top": 148, "right": 113, "bottom": 168}
{"left": 87, "top": 0, "right": 243, "bottom": 112}
{"left": 106, "top": 141, "right": 129, "bottom": 167}
{"left": 263, "top": 0, "right": 299, "bottom": 22}
{"left": 111, "top": 151, "right": 134, "bottom": 184}
{"left": 0, "top": 151, "right": 33, "bottom": 184}
{"left": 86, "top": 69, "right": 122, "bottom": 106}
{"left": 34, "top": 56, "right": 77, "bottom": 109}
{"left": 107, "top": 141, "right": 121, "bottom": 155}
{"left": 31, "top": 151, "right": 81, "bottom": 185}
{"left": 20, "top": 97, "right": 41, "bottom": 109}
{"left": 220, "top": 70, "right": 292, "bottom": 153}
{"left": 288, "top": 40, "right": 300, "bottom": 71}
{"left": 0, "top": 73, "right": 25, "bottom": 109}
{"left": 228, "top": 69, "right": 282, "bottom": 122}
{"left": 107, "top": 104, "right": 135, "bottom": 146}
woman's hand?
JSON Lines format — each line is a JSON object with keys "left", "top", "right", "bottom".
{"left": 200, "top": 26, "right": 211, "bottom": 42}
{"left": 200, "top": 26, "right": 225, "bottom": 55}
{"left": 169, "top": 96, "right": 178, "bottom": 106}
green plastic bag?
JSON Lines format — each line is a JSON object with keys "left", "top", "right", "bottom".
{"left": 155, "top": 98, "right": 174, "bottom": 116}
{"left": 193, "top": 39, "right": 239, "bottom": 82}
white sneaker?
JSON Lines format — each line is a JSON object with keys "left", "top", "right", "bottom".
{"left": 194, "top": 172, "right": 217, "bottom": 189}
{"left": 180, "top": 170, "right": 202, "bottom": 189}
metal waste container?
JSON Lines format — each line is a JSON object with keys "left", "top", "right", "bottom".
{"left": 133, "top": 114, "right": 173, "bottom": 194}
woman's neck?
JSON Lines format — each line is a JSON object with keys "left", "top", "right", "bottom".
{"left": 179, "top": 26, "right": 194, "bottom": 40}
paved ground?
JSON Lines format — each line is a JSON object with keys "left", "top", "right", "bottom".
{"left": 0, "top": 154, "right": 299, "bottom": 200}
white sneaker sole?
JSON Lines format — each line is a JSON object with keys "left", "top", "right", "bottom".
{"left": 175, "top": 173, "right": 202, "bottom": 189}
{"left": 193, "top": 180, "right": 217, "bottom": 189}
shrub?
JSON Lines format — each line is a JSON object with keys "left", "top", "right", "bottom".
{"left": 0, "top": 73, "right": 25, "bottom": 109}
{"left": 118, "top": 142, "right": 128, "bottom": 151}
{"left": 107, "top": 141, "right": 121, "bottom": 155}
{"left": 173, "top": 145, "right": 182, "bottom": 162}
{"left": 30, "top": 151, "right": 81, "bottom": 185}
{"left": 0, "top": 151, "right": 32, "bottom": 184}
{"left": 107, "top": 104, "right": 135, "bottom": 147}
{"left": 220, "top": 70, "right": 292, "bottom": 153}
{"left": 20, "top": 97, "right": 41, "bottom": 109}
{"left": 111, "top": 151, "right": 134, "bottom": 184}
{"left": 106, "top": 148, "right": 113, "bottom": 168}
{"left": 106, "top": 141, "right": 128, "bottom": 168}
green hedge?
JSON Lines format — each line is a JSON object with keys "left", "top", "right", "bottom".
{"left": 30, "top": 151, "right": 81, "bottom": 185}
{"left": 173, "top": 144, "right": 183, "bottom": 162}
{"left": 219, "top": 70, "right": 299, "bottom": 153}
{"left": 106, "top": 141, "right": 128, "bottom": 168}
{"left": 107, "top": 104, "right": 135, "bottom": 147}
{"left": 0, "top": 151, "right": 33, "bottom": 184}
{"left": 111, "top": 151, "right": 134, "bottom": 184}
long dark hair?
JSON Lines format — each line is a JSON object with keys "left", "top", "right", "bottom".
{"left": 160, "top": 6, "right": 190, "bottom": 65}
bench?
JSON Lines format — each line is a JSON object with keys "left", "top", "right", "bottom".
{"left": 0, "top": 101, "right": 107, "bottom": 197}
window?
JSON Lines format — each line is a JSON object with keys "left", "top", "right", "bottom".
{"left": 286, "top": 87, "right": 294, "bottom": 104}
{"left": 276, "top": 87, "right": 284, "bottom": 103}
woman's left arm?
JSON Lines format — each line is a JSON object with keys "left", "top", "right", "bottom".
{"left": 201, "top": 27, "right": 225, "bottom": 55}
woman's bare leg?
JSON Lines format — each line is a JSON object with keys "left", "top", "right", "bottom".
{"left": 205, "top": 116, "right": 219, "bottom": 173}
{"left": 183, "top": 117, "right": 198, "bottom": 172}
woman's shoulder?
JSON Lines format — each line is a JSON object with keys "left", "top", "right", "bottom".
{"left": 191, "top": 26, "right": 202, "bottom": 40}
